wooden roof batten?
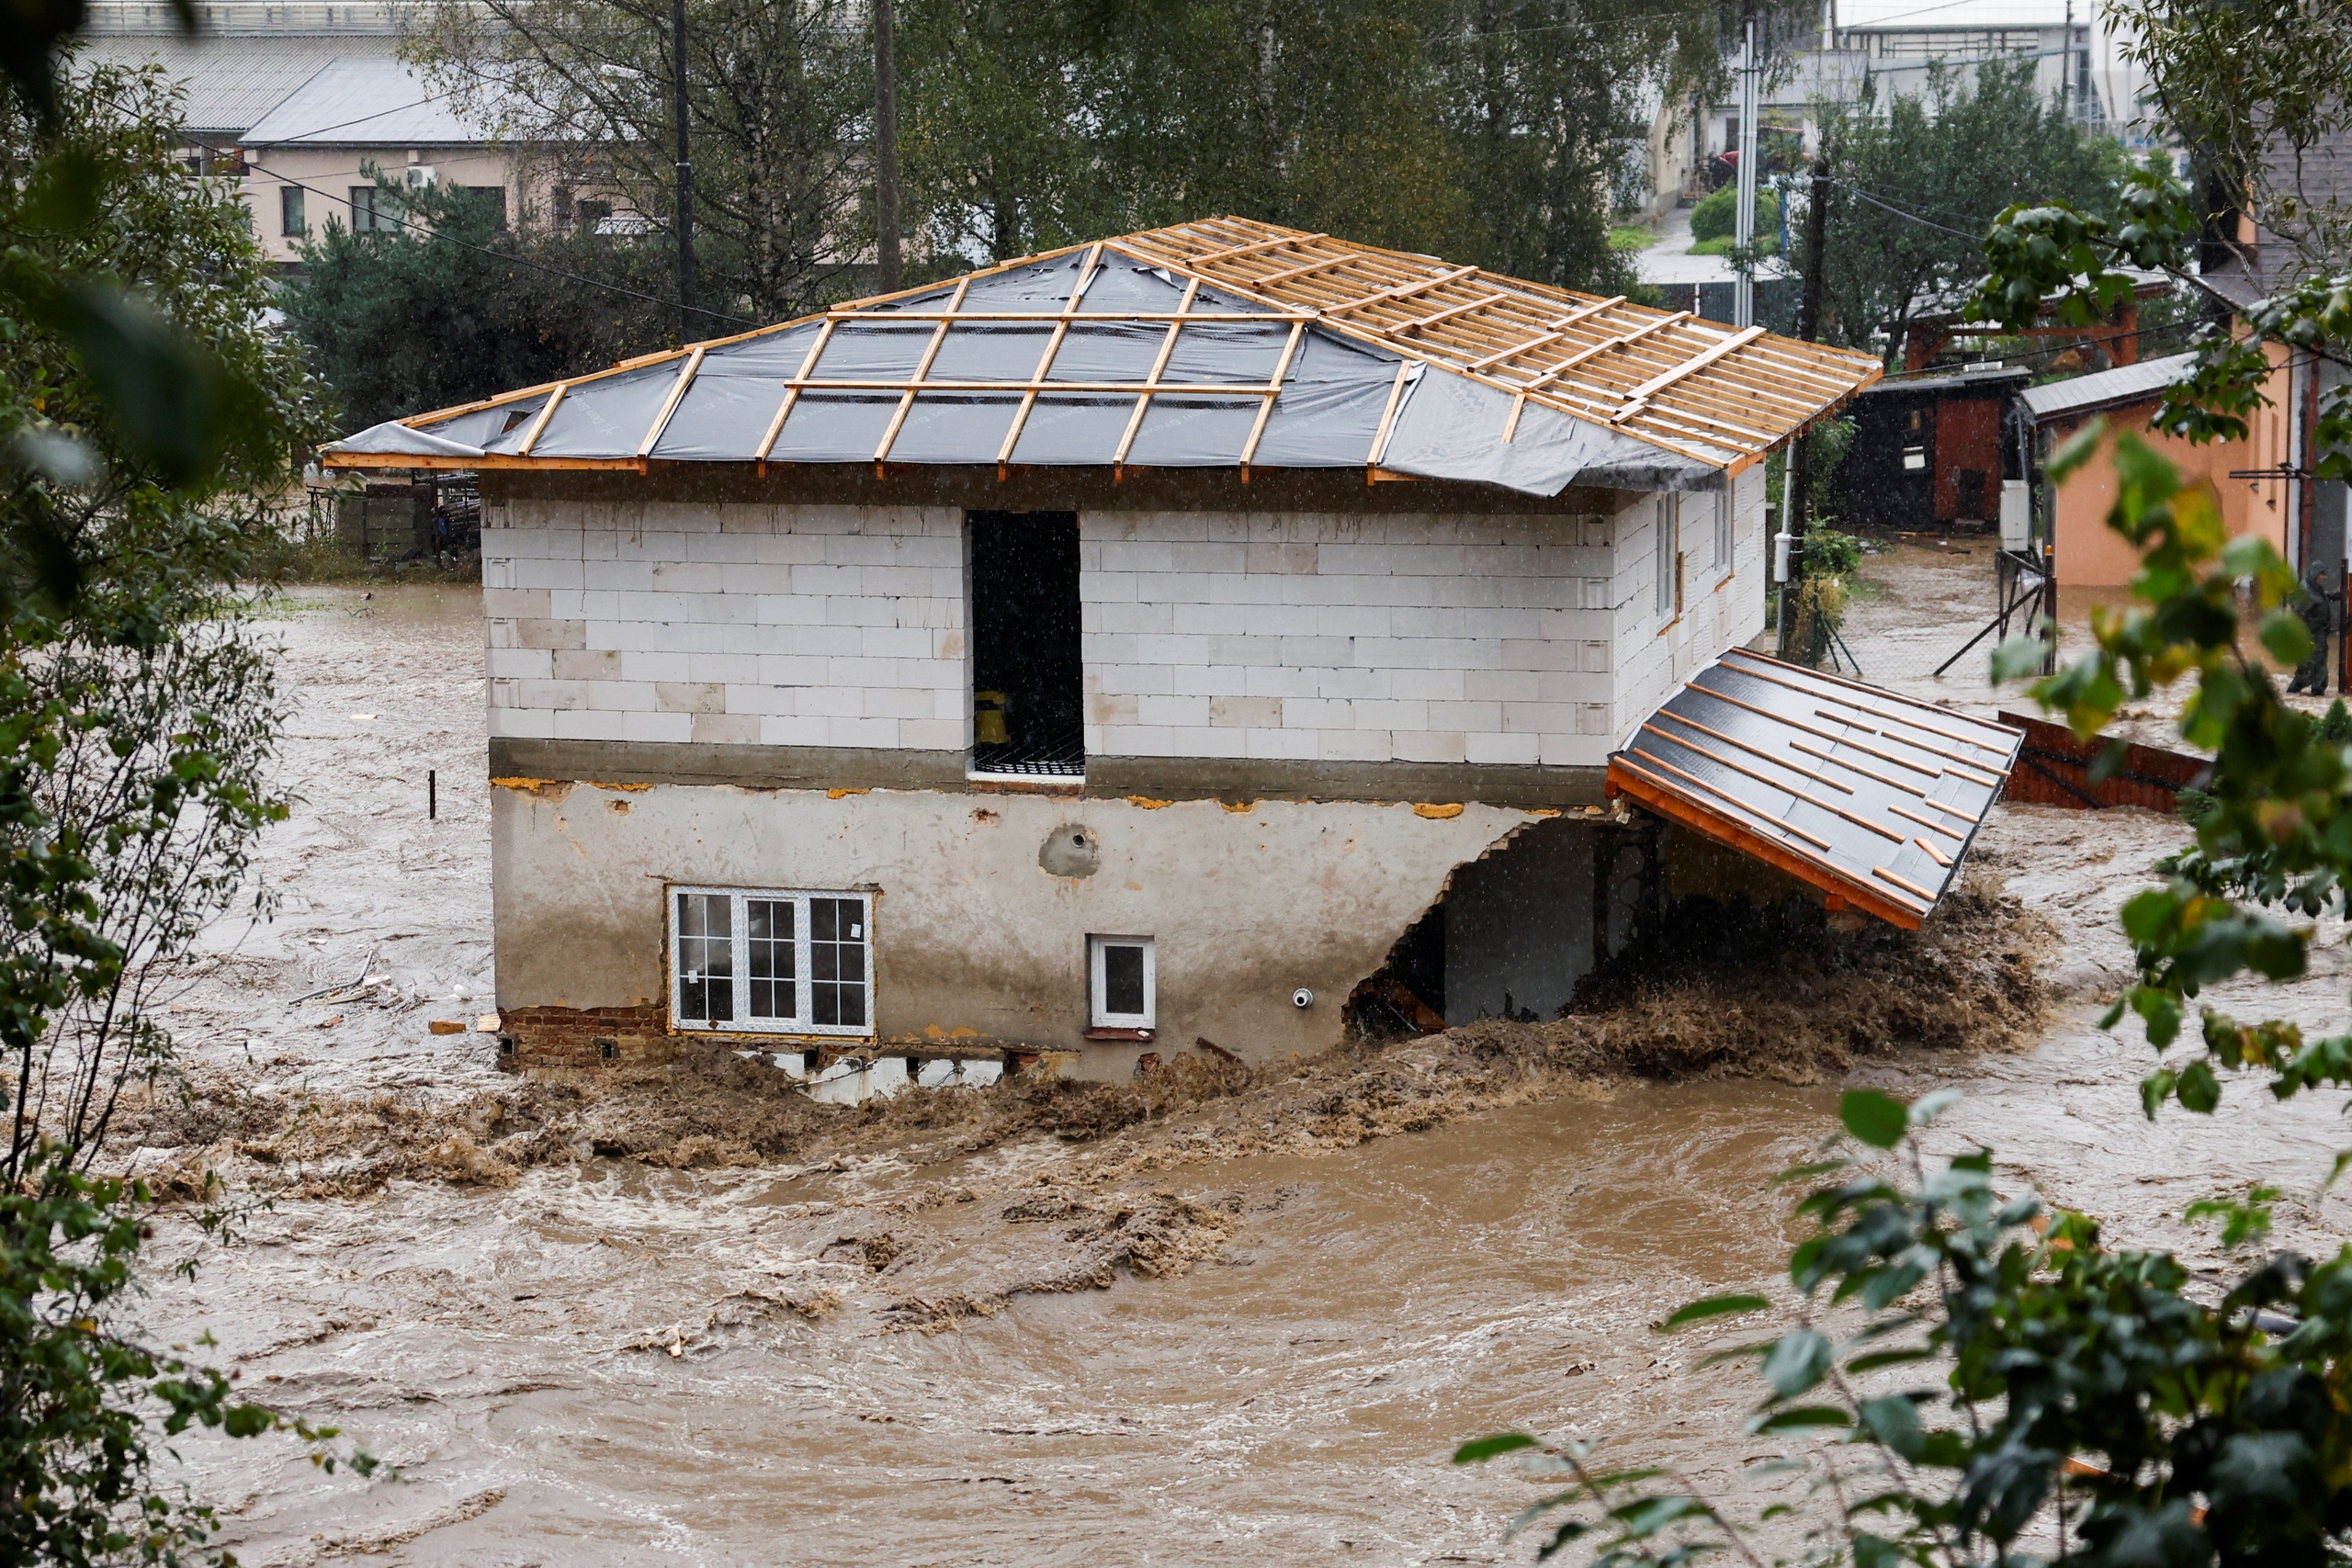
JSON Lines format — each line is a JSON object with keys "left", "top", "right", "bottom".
{"left": 333, "top": 216, "right": 1879, "bottom": 479}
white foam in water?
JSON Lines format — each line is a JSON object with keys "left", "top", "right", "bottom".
{"left": 779, "top": 1053, "right": 1004, "bottom": 1102}
{"left": 804, "top": 1055, "right": 910, "bottom": 1105}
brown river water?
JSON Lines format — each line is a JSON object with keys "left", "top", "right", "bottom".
{"left": 127, "top": 586, "right": 2352, "bottom": 1566}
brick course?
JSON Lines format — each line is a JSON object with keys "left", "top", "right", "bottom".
{"left": 499, "top": 1003, "right": 670, "bottom": 1073}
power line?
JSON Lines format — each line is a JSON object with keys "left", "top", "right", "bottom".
{"left": 1834, "top": 179, "right": 1985, "bottom": 238}
{"left": 250, "top": 90, "right": 460, "bottom": 144}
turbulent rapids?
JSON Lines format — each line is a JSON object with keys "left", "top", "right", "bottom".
{"left": 115, "top": 587, "right": 2352, "bottom": 1566}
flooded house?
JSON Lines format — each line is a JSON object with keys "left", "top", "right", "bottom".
{"left": 324, "top": 218, "right": 2016, "bottom": 1079}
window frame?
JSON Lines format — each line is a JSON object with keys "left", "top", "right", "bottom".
{"left": 667, "top": 884, "right": 875, "bottom": 1039}
{"left": 1087, "top": 934, "right": 1157, "bottom": 1031}
{"left": 278, "top": 184, "right": 306, "bottom": 237}
{"left": 1712, "top": 488, "right": 1733, "bottom": 579}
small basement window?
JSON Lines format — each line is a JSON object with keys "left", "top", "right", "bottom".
{"left": 671, "top": 886, "right": 873, "bottom": 1036}
{"left": 1088, "top": 934, "right": 1155, "bottom": 1031}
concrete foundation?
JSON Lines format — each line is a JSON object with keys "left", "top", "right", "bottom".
{"left": 491, "top": 779, "right": 1594, "bottom": 1076}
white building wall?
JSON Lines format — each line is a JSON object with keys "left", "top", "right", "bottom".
{"left": 481, "top": 499, "right": 969, "bottom": 752}
{"left": 1079, "top": 507, "right": 1628, "bottom": 771}
{"left": 1610, "top": 464, "right": 1770, "bottom": 746}
{"left": 481, "top": 483, "right": 1767, "bottom": 770}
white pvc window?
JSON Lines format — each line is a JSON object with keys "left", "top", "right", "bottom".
{"left": 1088, "top": 935, "right": 1156, "bottom": 1030}
{"left": 670, "top": 886, "right": 873, "bottom": 1037}
{"left": 1713, "top": 489, "right": 1732, "bottom": 576}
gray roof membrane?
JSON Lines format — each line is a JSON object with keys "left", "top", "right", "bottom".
{"left": 363, "top": 251, "right": 1725, "bottom": 495}
{"left": 1610, "top": 649, "right": 2023, "bottom": 924}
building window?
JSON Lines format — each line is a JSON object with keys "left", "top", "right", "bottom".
{"left": 1088, "top": 934, "right": 1155, "bottom": 1031}
{"left": 349, "top": 186, "right": 401, "bottom": 233}
{"left": 278, "top": 186, "right": 306, "bottom": 236}
{"left": 1713, "top": 488, "right": 1732, "bottom": 575}
{"left": 462, "top": 185, "right": 507, "bottom": 227}
{"left": 670, "top": 886, "right": 872, "bottom": 1036}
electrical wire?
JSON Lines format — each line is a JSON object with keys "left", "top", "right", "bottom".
{"left": 248, "top": 90, "right": 458, "bottom": 144}
{"left": 1832, "top": 179, "right": 1987, "bottom": 238}
{"left": 1878, "top": 310, "right": 2205, "bottom": 380}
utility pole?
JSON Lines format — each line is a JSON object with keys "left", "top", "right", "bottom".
{"left": 2061, "top": 0, "right": 2073, "bottom": 121}
{"left": 672, "top": 0, "right": 695, "bottom": 340}
{"left": 874, "top": 0, "right": 900, "bottom": 292}
{"left": 1777, "top": 154, "right": 1831, "bottom": 660}
{"left": 1733, "top": 0, "right": 1761, "bottom": 328}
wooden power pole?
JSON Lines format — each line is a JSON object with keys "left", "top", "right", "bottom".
{"left": 875, "top": 0, "right": 901, "bottom": 292}
{"left": 1778, "top": 154, "right": 1832, "bottom": 660}
{"left": 673, "top": 0, "right": 695, "bottom": 339}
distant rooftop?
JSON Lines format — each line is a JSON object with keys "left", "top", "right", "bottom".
{"left": 80, "top": 1, "right": 469, "bottom": 35}
{"left": 241, "top": 54, "right": 497, "bottom": 145}
{"left": 2018, "top": 351, "right": 2198, "bottom": 422}
{"left": 73, "top": 33, "right": 400, "bottom": 134}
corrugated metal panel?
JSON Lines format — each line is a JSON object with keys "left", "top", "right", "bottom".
{"left": 71, "top": 35, "right": 391, "bottom": 134}
{"left": 241, "top": 55, "right": 498, "bottom": 145}
{"left": 2019, "top": 351, "right": 2197, "bottom": 422}
{"left": 1607, "top": 649, "right": 2023, "bottom": 929}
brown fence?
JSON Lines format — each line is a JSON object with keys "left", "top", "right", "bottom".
{"left": 1996, "top": 710, "right": 2210, "bottom": 811}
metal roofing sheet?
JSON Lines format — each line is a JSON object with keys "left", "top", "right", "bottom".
{"left": 1607, "top": 649, "right": 2023, "bottom": 929}
{"left": 240, "top": 55, "right": 499, "bottom": 145}
{"left": 2018, "top": 351, "right": 2198, "bottom": 422}
{"left": 71, "top": 35, "right": 389, "bottom": 134}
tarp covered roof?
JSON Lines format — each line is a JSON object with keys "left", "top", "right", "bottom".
{"left": 1607, "top": 649, "right": 2022, "bottom": 929}
{"left": 324, "top": 219, "right": 1883, "bottom": 498}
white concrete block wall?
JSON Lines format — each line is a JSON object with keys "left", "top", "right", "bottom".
{"left": 1609, "top": 468, "right": 1770, "bottom": 749}
{"left": 482, "top": 499, "right": 968, "bottom": 750}
{"left": 1080, "top": 508, "right": 1640, "bottom": 770}
{"left": 481, "top": 482, "right": 1769, "bottom": 769}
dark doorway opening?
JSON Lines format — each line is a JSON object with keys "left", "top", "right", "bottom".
{"left": 969, "top": 511, "right": 1084, "bottom": 776}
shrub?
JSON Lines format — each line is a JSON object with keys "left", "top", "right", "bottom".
{"left": 1689, "top": 184, "right": 1780, "bottom": 243}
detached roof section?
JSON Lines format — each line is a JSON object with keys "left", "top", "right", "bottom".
{"left": 1608, "top": 649, "right": 2022, "bottom": 929}
{"left": 325, "top": 219, "right": 1883, "bottom": 499}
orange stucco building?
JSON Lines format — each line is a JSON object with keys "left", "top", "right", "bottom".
{"left": 2022, "top": 345, "right": 2292, "bottom": 588}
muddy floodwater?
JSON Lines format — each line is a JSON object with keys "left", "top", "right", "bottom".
{"left": 135, "top": 586, "right": 2352, "bottom": 1566}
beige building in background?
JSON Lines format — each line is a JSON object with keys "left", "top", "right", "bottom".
{"left": 76, "top": 1, "right": 544, "bottom": 266}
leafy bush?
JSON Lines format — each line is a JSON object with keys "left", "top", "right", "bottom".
{"left": 2, "top": 45, "right": 379, "bottom": 1564}
{"left": 1689, "top": 183, "right": 1780, "bottom": 243}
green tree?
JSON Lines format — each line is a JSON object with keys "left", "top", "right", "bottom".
{"left": 1458, "top": 3, "right": 2352, "bottom": 1551}
{"left": 406, "top": 0, "right": 873, "bottom": 325}
{"left": 901, "top": 0, "right": 1734, "bottom": 288}
{"left": 282, "top": 172, "right": 673, "bottom": 431}
{"left": 1797, "top": 59, "right": 2125, "bottom": 365}
{"left": 2, "top": 44, "right": 376, "bottom": 1564}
